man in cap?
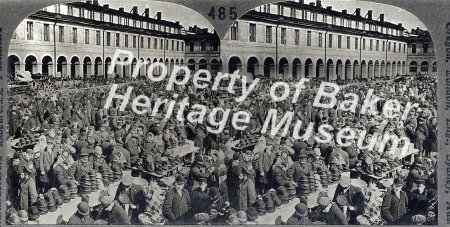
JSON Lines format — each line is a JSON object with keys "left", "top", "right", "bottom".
{"left": 114, "top": 175, "right": 145, "bottom": 223}
{"left": 238, "top": 167, "right": 256, "bottom": 212}
{"left": 51, "top": 160, "right": 71, "bottom": 187}
{"left": 239, "top": 150, "right": 256, "bottom": 185}
{"left": 310, "top": 148, "right": 328, "bottom": 174}
{"left": 287, "top": 153, "right": 313, "bottom": 185}
{"left": 316, "top": 196, "right": 348, "bottom": 225}
{"left": 332, "top": 176, "right": 364, "bottom": 224}
{"left": 18, "top": 168, "right": 38, "bottom": 211}
{"left": 258, "top": 140, "right": 277, "bottom": 194}
{"left": 69, "top": 148, "right": 93, "bottom": 181}
{"left": 409, "top": 179, "right": 428, "bottom": 214}
{"left": 163, "top": 175, "right": 191, "bottom": 224}
{"left": 67, "top": 201, "right": 94, "bottom": 224}
{"left": 90, "top": 146, "right": 108, "bottom": 171}
{"left": 286, "top": 203, "right": 311, "bottom": 225}
{"left": 381, "top": 177, "right": 409, "bottom": 224}
{"left": 191, "top": 177, "right": 212, "bottom": 215}
{"left": 96, "top": 196, "right": 131, "bottom": 225}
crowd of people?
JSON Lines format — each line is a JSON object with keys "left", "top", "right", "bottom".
{"left": 6, "top": 72, "right": 438, "bottom": 225}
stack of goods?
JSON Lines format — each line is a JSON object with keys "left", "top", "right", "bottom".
{"left": 111, "top": 164, "right": 122, "bottom": 182}
{"left": 44, "top": 192, "right": 57, "bottom": 212}
{"left": 262, "top": 193, "right": 275, "bottom": 213}
{"left": 58, "top": 185, "right": 71, "bottom": 203}
{"left": 276, "top": 186, "right": 289, "bottom": 205}
{"left": 253, "top": 199, "right": 266, "bottom": 215}
{"left": 234, "top": 133, "right": 259, "bottom": 149}
{"left": 108, "top": 167, "right": 115, "bottom": 183}
{"left": 329, "top": 166, "right": 341, "bottom": 183}
{"left": 35, "top": 195, "right": 48, "bottom": 215}
{"left": 67, "top": 180, "right": 78, "bottom": 199}
{"left": 50, "top": 188, "right": 64, "bottom": 207}
{"left": 79, "top": 174, "right": 91, "bottom": 194}
{"left": 319, "top": 169, "right": 329, "bottom": 188}
{"left": 298, "top": 175, "right": 310, "bottom": 196}
{"left": 98, "top": 165, "right": 110, "bottom": 187}
{"left": 269, "top": 190, "right": 282, "bottom": 208}
{"left": 285, "top": 182, "right": 297, "bottom": 199}
{"left": 15, "top": 134, "right": 40, "bottom": 148}
{"left": 308, "top": 173, "right": 317, "bottom": 193}
{"left": 89, "top": 171, "right": 98, "bottom": 192}
{"left": 372, "top": 158, "right": 390, "bottom": 177}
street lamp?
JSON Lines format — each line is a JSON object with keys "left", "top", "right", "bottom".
{"left": 53, "top": 14, "right": 62, "bottom": 79}
{"left": 102, "top": 22, "right": 110, "bottom": 80}
{"left": 324, "top": 25, "right": 332, "bottom": 81}
{"left": 359, "top": 31, "right": 366, "bottom": 80}
{"left": 275, "top": 16, "right": 284, "bottom": 78}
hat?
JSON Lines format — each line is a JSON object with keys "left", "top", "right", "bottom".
{"left": 122, "top": 175, "right": 133, "bottom": 186}
{"left": 237, "top": 210, "right": 247, "bottom": 222}
{"left": 7, "top": 214, "right": 21, "bottom": 224}
{"left": 253, "top": 199, "right": 266, "bottom": 215}
{"left": 411, "top": 214, "right": 427, "bottom": 225}
{"left": 79, "top": 149, "right": 90, "bottom": 157}
{"left": 270, "top": 191, "right": 282, "bottom": 207}
{"left": 318, "top": 196, "right": 331, "bottom": 207}
{"left": 339, "top": 176, "right": 351, "bottom": 188}
{"left": 28, "top": 206, "right": 40, "bottom": 220}
{"left": 77, "top": 202, "right": 90, "bottom": 216}
{"left": 118, "top": 193, "right": 130, "bottom": 204}
{"left": 295, "top": 203, "right": 308, "bottom": 216}
{"left": 208, "top": 187, "right": 220, "bottom": 200}
{"left": 197, "top": 177, "right": 207, "bottom": 183}
{"left": 35, "top": 197, "right": 48, "bottom": 214}
{"left": 314, "top": 148, "right": 321, "bottom": 156}
{"left": 416, "top": 179, "right": 425, "bottom": 185}
{"left": 193, "top": 213, "right": 210, "bottom": 223}
{"left": 101, "top": 196, "right": 113, "bottom": 207}
{"left": 247, "top": 207, "right": 259, "bottom": 221}
{"left": 277, "top": 186, "right": 289, "bottom": 204}
{"left": 226, "top": 215, "right": 240, "bottom": 225}
{"left": 393, "top": 177, "right": 404, "bottom": 186}
{"left": 262, "top": 193, "right": 275, "bottom": 213}
{"left": 233, "top": 152, "right": 240, "bottom": 160}
{"left": 175, "top": 175, "right": 186, "bottom": 185}
{"left": 18, "top": 210, "right": 29, "bottom": 222}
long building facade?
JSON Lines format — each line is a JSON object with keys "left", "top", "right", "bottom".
{"left": 7, "top": 0, "right": 435, "bottom": 81}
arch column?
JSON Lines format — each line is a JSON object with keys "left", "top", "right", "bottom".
{"left": 37, "top": 63, "right": 43, "bottom": 74}
{"left": 349, "top": 64, "right": 354, "bottom": 80}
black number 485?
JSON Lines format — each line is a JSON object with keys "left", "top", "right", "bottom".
{"left": 208, "top": 7, "right": 237, "bottom": 20}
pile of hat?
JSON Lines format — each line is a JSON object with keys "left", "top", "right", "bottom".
{"left": 269, "top": 190, "right": 282, "bottom": 207}
{"left": 67, "top": 180, "right": 78, "bottom": 198}
{"left": 318, "top": 168, "right": 330, "bottom": 188}
{"left": 329, "top": 166, "right": 341, "bottom": 184}
{"left": 276, "top": 186, "right": 290, "bottom": 205}
{"left": 89, "top": 170, "right": 99, "bottom": 192}
{"left": 50, "top": 188, "right": 64, "bottom": 207}
{"left": 79, "top": 174, "right": 92, "bottom": 194}
{"left": 44, "top": 192, "right": 57, "bottom": 212}
{"left": 235, "top": 133, "right": 259, "bottom": 149}
{"left": 252, "top": 198, "right": 266, "bottom": 215}
{"left": 98, "top": 165, "right": 112, "bottom": 187}
{"left": 262, "top": 193, "right": 275, "bottom": 213}
{"left": 16, "top": 134, "right": 41, "bottom": 148}
{"left": 285, "top": 182, "right": 297, "bottom": 199}
{"left": 297, "top": 175, "right": 310, "bottom": 196}
{"left": 34, "top": 195, "right": 48, "bottom": 215}
{"left": 372, "top": 158, "right": 389, "bottom": 177}
{"left": 58, "top": 185, "right": 71, "bottom": 203}
{"left": 308, "top": 172, "right": 317, "bottom": 193}
{"left": 111, "top": 164, "right": 123, "bottom": 182}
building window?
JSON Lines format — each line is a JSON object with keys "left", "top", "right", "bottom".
{"left": 307, "top": 31, "right": 312, "bottom": 46}
{"left": 55, "top": 4, "right": 60, "bottom": 14}
{"left": 332, "top": 16, "right": 336, "bottom": 25}
{"left": 125, "top": 35, "right": 129, "bottom": 47}
{"left": 44, "top": 24, "right": 50, "bottom": 41}
{"left": 294, "top": 29, "right": 300, "bottom": 45}
{"left": 213, "top": 41, "right": 219, "bottom": 51}
{"left": 171, "top": 40, "right": 174, "bottom": 50}
{"left": 231, "top": 22, "right": 238, "bottom": 40}
{"left": 160, "top": 39, "right": 163, "bottom": 49}
{"left": 249, "top": 23, "right": 256, "bottom": 42}
{"left": 399, "top": 43, "right": 401, "bottom": 53}
{"left": 403, "top": 44, "right": 406, "bottom": 53}
{"left": 388, "top": 42, "right": 391, "bottom": 52}
{"left": 362, "top": 38, "right": 366, "bottom": 50}
{"left": 165, "top": 39, "right": 169, "bottom": 50}
{"left": 106, "top": 32, "right": 111, "bottom": 46}
{"left": 323, "top": 15, "right": 327, "bottom": 23}
{"left": 95, "top": 30, "right": 100, "bottom": 45}
{"left": 291, "top": 8, "right": 296, "bottom": 17}
{"left": 376, "top": 40, "right": 379, "bottom": 51}
{"left": 182, "top": 42, "right": 184, "bottom": 51}
{"left": 356, "top": 21, "right": 359, "bottom": 28}
{"left": 133, "top": 36, "right": 136, "bottom": 48}
{"left": 369, "top": 39, "right": 373, "bottom": 51}
{"left": 68, "top": 6, "right": 73, "bottom": 16}
{"left": 79, "top": 8, "right": 85, "bottom": 18}
{"left": 189, "top": 41, "right": 194, "bottom": 52}
{"left": 393, "top": 43, "right": 396, "bottom": 52}
{"left": 154, "top": 38, "right": 157, "bottom": 49}
{"left": 340, "top": 18, "right": 344, "bottom": 26}
{"left": 382, "top": 41, "right": 385, "bottom": 52}
{"left": 201, "top": 41, "right": 206, "bottom": 52}
{"left": 278, "top": 5, "right": 284, "bottom": 15}
{"left": 281, "top": 28, "right": 286, "bottom": 44}
{"left": 141, "top": 37, "right": 144, "bottom": 48}
{"left": 84, "top": 29, "right": 89, "bottom": 44}
{"left": 318, "top": 32, "right": 322, "bottom": 47}
{"left": 346, "top": 36, "right": 350, "bottom": 49}
{"left": 72, "top": 27, "right": 77, "bottom": 43}
{"left": 411, "top": 43, "right": 416, "bottom": 53}
{"left": 266, "top": 26, "right": 272, "bottom": 43}
{"left": 337, "top": 35, "right": 342, "bottom": 48}
{"left": 148, "top": 37, "right": 151, "bottom": 49}
{"left": 328, "top": 34, "right": 333, "bottom": 48}
{"left": 303, "top": 10, "right": 307, "bottom": 20}
{"left": 355, "top": 38, "right": 358, "bottom": 50}
{"left": 58, "top": 26, "right": 64, "bottom": 42}
{"left": 423, "top": 43, "right": 428, "bottom": 54}
{"left": 116, "top": 33, "right": 120, "bottom": 47}
{"left": 27, "top": 22, "right": 33, "bottom": 40}
{"left": 177, "top": 41, "right": 179, "bottom": 51}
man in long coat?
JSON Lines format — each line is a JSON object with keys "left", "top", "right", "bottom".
{"left": 19, "top": 168, "right": 38, "bottom": 211}
{"left": 238, "top": 167, "right": 256, "bottom": 212}
{"left": 163, "top": 176, "right": 191, "bottom": 224}
{"left": 381, "top": 178, "right": 409, "bottom": 224}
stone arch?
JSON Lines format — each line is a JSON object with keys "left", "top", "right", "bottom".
{"left": 83, "top": 56, "right": 92, "bottom": 76}
{"left": 199, "top": 58, "right": 207, "bottom": 70}
{"left": 41, "top": 56, "right": 53, "bottom": 76}
{"left": 304, "top": 58, "right": 314, "bottom": 78}
{"left": 188, "top": 58, "right": 196, "bottom": 71}
{"left": 353, "top": 60, "right": 359, "bottom": 79}
{"left": 25, "top": 55, "right": 38, "bottom": 74}
{"left": 336, "top": 59, "right": 343, "bottom": 81}
{"left": 228, "top": 56, "right": 242, "bottom": 73}
{"left": 278, "top": 57, "right": 289, "bottom": 79}
{"left": 264, "top": 57, "right": 275, "bottom": 78}
{"left": 70, "top": 56, "right": 81, "bottom": 77}
{"left": 432, "top": 61, "right": 437, "bottom": 73}
{"left": 57, "top": 56, "right": 68, "bottom": 78}
{"left": 344, "top": 60, "right": 352, "bottom": 80}
{"left": 247, "top": 56, "right": 259, "bottom": 76}
{"left": 211, "top": 58, "right": 220, "bottom": 74}
{"left": 8, "top": 55, "right": 20, "bottom": 76}
{"left": 361, "top": 60, "right": 367, "bottom": 78}
{"left": 292, "top": 58, "right": 301, "bottom": 79}
{"left": 420, "top": 61, "right": 429, "bottom": 73}
{"left": 368, "top": 60, "right": 374, "bottom": 79}
{"left": 392, "top": 61, "right": 397, "bottom": 76}
{"left": 374, "top": 60, "right": 380, "bottom": 78}
{"left": 316, "top": 59, "right": 325, "bottom": 80}
{"left": 326, "top": 59, "right": 333, "bottom": 81}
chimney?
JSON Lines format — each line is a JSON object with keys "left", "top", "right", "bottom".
{"left": 119, "top": 7, "right": 124, "bottom": 12}
{"left": 355, "top": 8, "right": 361, "bottom": 17}
{"left": 379, "top": 14, "right": 384, "bottom": 22}
{"left": 316, "top": 0, "right": 322, "bottom": 7}
{"left": 156, "top": 12, "right": 162, "bottom": 20}
{"left": 132, "top": 6, "right": 138, "bottom": 15}
{"left": 298, "top": 0, "right": 304, "bottom": 4}
{"left": 86, "top": 1, "right": 92, "bottom": 4}
{"left": 398, "top": 23, "right": 402, "bottom": 27}
{"left": 144, "top": 8, "right": 149, "bottom": 18}
{"left": 103, "top": 4, "right": 109, "bottom": 9}
{"left": 309, "top": 3, "right": 315, "bottom": 6}
{"left": 93, "top": 0, "right": 99, "bottom": 5}
{"left": 367, "top": 10, "right": 372, "bottom": 20}
{"left": 342, "top": 9, "right": 347, "bottom": 14}
{"left": 326, "top": 6, "right": 332, "bottom": 10}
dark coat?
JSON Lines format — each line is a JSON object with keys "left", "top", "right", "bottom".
{"left": 322, "top": 203, "right": 348, "bottom": 225}
{"left": 190, "top": 187, "right": 212, "bottom": 215}
{"left": 332, "top": 185, "right": 365, "bottom": 215}
{"left": 381, "top": 188, "right": 408, "bottom": 224}
{"left": 97, "top": 202, "right": 131, "bottom": 225}
{"left": 114, "top": 183, "right": 146, "bottom": 214}
{"left": 258, "top": 147, "right": 277, "bottom": 184}
{"left": 51, "top": 164, "right": 70, "bottom": 187}
{"left": 238, "top": 178, "right": 256, "bottom": 212}
{"left": 163, "top": 186, "right": 191, "bottom": 223}
{"left": 286, "top": 213, "right": 312, "bottom": 225}
{"left": 19, "top": 177, "right": 38, "bottom": 211}
{"left": 287, "top": 161, "right": 312, "bottom": 183}
{"left": 67, "top": 212, "right": 94, "bottom": 225}
{"left": 271, "top": 165, "right": 288, "bottom": 188}
{"left": 69, "top": 160, "right": 93, "bottom": 181}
